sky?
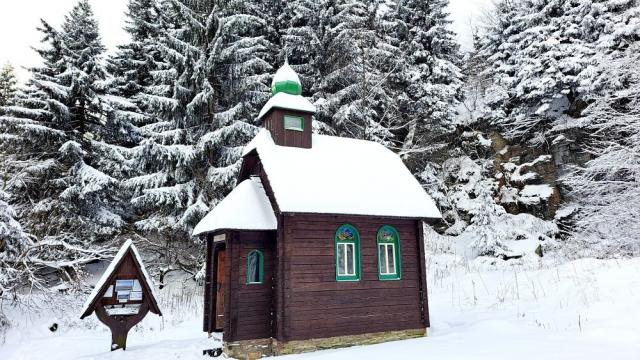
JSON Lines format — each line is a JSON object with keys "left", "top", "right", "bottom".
{"left": 0, "top": 0, "right": 493, "bottom": 83}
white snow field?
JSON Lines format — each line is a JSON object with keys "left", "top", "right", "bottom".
{"left": 2, "top": 256, "right": 639, "bottom": 360}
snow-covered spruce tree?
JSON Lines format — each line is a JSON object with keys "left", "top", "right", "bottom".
{"left": 0, "top": 189, "right": 32, "bottom": 296}
{"left": 387, "top": 0, "right": 469, "bottom": 244}
{"left": 109, "top": 0, "right": 167, "bottom": 98}
{"left": 0, "top": 189, "right": 32, "bottom": 328}
{"left": 392, "top": 0, "right": 464, "bottom": 172}
{"left": 577, "top": 0, "right": 640, "bottom": 96}
{"left": 479, "top": 0, "right": 640, "bottom": 144}
{"left": 0, "top": 63, "right": 17, "bottom": 110}
{"left": 106, "top": 0, "right": 174, "bottom": 131}
{"left": 0, "top": 1, "right": 129, "bottom": 281}
{"left": 413, "top": 2, "right": 562, "bottom": 258}
{"left": 562, "top": 45, "right": 640, "bottom": 258}
{"left": 279, "top": 0, "right": 325, "bottom": 100}
{"left": 475, "top": 1, "right": 639, "bottom": 194}
{"left": 453, "top": 0, "right": 640, "bottom": 259}
{"left": 471, "top": 0, "right": 519, "bottom": 125}
{"left": 50, "top": 0, "right": 132, "bottom": 244}
{"left": 307, "top": 0, "right": 400, "bottom": 144}
{"left": 125, "top": 0, "right": 278, "bottom": 277}
{"left": 282, "top": 0, "right": 417, "bottom": 143}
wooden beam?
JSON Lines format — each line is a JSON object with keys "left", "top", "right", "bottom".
{"left": 416, "top": 220, "right": 430, "bottom": 327}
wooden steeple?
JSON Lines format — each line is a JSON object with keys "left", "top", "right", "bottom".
{"left": 257, "top": 60, "right": 316, "bottom": 148}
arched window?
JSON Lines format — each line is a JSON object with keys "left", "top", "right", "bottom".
{"left": 246, "top": 250, "right": 264, "bottom": 284}
{"left": 335, "top": 224, "right": 360, "bottom": 281}
{"left": 377, "top": 225, "right": 401, "bottom": 280}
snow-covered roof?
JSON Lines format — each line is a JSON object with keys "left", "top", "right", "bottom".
{"left": 257, "top": 92, "right": 316, "bottom": 119}
{"left": 80, "top": 239, "right": 161, "bottom": 318}
{"left": 192, "top": 177, "right": 277, "bottom": 236}
{"left": 243, "top": 129, "right": 442, "bottom": 219}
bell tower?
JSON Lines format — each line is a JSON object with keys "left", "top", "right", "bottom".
{"left": 258, "top": 61, "right": 316, "bottom": 149}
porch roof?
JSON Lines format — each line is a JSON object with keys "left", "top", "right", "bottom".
{"left": 192, "top": 177, "right": 277, "bottom": 236}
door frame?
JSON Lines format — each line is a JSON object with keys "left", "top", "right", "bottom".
{"left": 214, "top": 245, "right": 226, "bottom": 331}
{"left": 207, "top": 240, "right": 226, "bottom": 333}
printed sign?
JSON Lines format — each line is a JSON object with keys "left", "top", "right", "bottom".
{"left": 106, "top": 304, "right": 141, "bottom": 316}
{"left": 115, "top": 279, "right": 134, "bottom": 292}
{"left": 114, "top": 279, "right": 143, "bottom": 302}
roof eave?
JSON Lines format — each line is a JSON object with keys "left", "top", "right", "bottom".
{"left": 196, "top": 227, "right": 278, "bottom": 239}
{"left": 279, "top": 211, "right": 442, "bottom": 221}
{"left": 258, "top": 105, "right": 316, "bottom": 120}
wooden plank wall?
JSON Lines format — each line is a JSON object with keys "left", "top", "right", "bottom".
{"left": 280, "top": 214, "right": 425, "bottom": 341}
{"left": 263, "top": 109, "right": 312, "bottom": 148}
{"left": 225, "top": 231, "right": 276, "bottom": 341}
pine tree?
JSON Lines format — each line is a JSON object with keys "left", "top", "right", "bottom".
{"left": 472, "top": 0, "right": 518, "bottom": 123}
{"left": 0, "top": 188, "right": 32, "bottom": 327}
{"left": 0, "top": 189, "right": 32, "bottom": 295}
{"left": 279, "top": 0, "right": 325, "bottom": 97}
{"left": 478, "top": 0, "right": 640, "bottom": 144}
{"left": 280, "top": 0, "right": 401, "bottom": 143}
{"left": 392, "top": 0, "right": 464, "bottom": 172}
{"left": 463, "top": 0, "right": 640, "bottom": 259}
{"left": 577, "top": 0, "right": 640, "bottom": 96}
{"left": 0, "top": 1, "right": 132, "bottom": 259}
{"left": 0, "top": 63, "right": 17, "bottom": 110}
{"left": 107, "top": 0, "right": 172, "bottom": 116}
{"left": 562, "top": 44, "right": 640, "bottom": 257}
{"left": 122, "top": 0, "right": 280, "bottom": 275}
{"left": 312, "top": 0, "right": 383, "bottom": 141}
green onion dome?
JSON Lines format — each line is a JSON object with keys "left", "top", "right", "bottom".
{"left": 271, "top": 61, "right": 302, "bottom": 95}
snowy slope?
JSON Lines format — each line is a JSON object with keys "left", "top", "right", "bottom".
{"left": 2, "top": 255, "right": 639, "bottom": 359}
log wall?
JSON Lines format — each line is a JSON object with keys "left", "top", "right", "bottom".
{"left": 279, "top": 214, "right": 426, "bottom": 341}
{"left": 262, "top": 108, "right": 313, "bottom": 148}
{"left": 224, "top": 231, "right": 276, "bottom": 341}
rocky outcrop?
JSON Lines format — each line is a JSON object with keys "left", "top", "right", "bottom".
{"left": 490, "top": 132, "right": 561, "bottom": 220}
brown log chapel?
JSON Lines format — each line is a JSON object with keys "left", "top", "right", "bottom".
{"left": 193, "top": 62, "right": 442, "bottom": 359}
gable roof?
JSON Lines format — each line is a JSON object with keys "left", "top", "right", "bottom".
{"left": 242, "top": 129, "right": 442, "bottom": 219}
{"left": 193, "top": 177, "right": 277, "bottom": 236}
{"left": 79, "top": 240, "right": 161, "bottom": 319}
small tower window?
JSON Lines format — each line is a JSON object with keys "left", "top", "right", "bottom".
{"left": 377, "top": 226, "right": 401, "bottom": 280}
{"left": 246, "top": 250, "right": 264, "bottom": 284}
{"left": 335, "top": 225, "right": 360, "bottom": 281}
{"left": 284, "top": 115, "right": 304, "bottom": 131}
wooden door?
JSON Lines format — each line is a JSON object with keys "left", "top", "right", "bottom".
{"left": 215, "top": 249, "right": 225, "bottom": 330}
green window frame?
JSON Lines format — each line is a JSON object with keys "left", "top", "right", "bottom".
{"left": 284, "top": 115, "right": 304, "bottom": 131}
{"left": 335, "top": 224, "right": 361, "bottom": 281}
{"left": 377, "top": 225, "right": 401, "bottom": 280}
{"left": 246, "top": 250, "right": 264, "bottom": 284}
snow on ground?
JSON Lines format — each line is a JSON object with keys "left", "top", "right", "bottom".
{"left": 2, "top": 256, "right": 640, "bottom": 359}
{"left": 1, "top": 277, "right": 218, "bottom": 360}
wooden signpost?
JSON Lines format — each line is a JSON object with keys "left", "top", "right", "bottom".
{"left": 80, "top": 240, "right": 162, "bottom": 351}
